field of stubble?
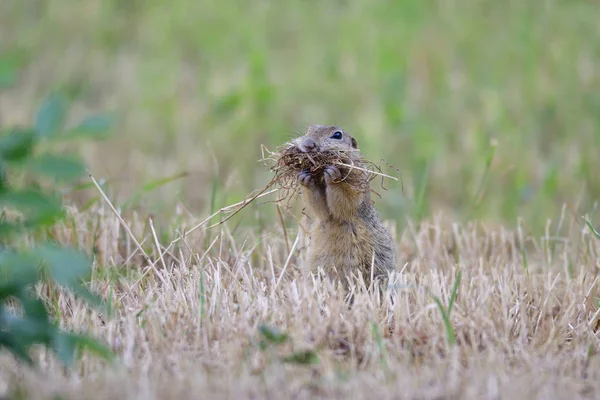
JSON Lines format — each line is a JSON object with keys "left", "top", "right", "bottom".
{"left": 2, "top": 207, "right": 600, "bottom": 399}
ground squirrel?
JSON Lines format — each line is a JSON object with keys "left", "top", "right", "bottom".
{"left": 293, "top": 125, "right": 395, "bottom": 288}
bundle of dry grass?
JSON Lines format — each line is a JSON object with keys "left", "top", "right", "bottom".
{"left": 262, "top": 143, "right": 394, "bottom": 198}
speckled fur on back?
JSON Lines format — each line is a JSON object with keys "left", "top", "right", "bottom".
{"left": 293, "top": 125, "right": 395, "bottom": 289}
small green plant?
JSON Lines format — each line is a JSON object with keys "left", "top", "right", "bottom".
{"left": 371, "top": 321, "right": 390, "bottom": 377}
{"left": 432, "top": 271, "right": 462, "bottom": 347}
{"left": 258, "top": 323, "right": 319, "bottom": 365}
{"left": 258, "top": 324, "right": 289, "bottom": 349}
{"left": 0, "top": 91, "right": 114, "bottom": 367}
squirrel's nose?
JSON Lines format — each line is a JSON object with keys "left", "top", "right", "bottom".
{"left": 300, "top": 138, "right": 317, "bottom": 153}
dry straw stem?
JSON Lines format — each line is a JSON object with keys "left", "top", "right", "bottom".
{"left": 89, "top": 172, "right": 170, "bottom": 287}
{"left": 11, "top": 206, "right": 600, "bottom": 399}
{"left": 153, "top": 187, "right": 279, "bottom": 264}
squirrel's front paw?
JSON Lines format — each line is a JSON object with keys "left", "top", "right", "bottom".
{"left": 324, "top": 166, "right": 342, "bottom": 184}
{"left": 298, "top": 170, "right": 316, "bottom": 187}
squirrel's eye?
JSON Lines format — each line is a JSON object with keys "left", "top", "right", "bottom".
{"left": 331, "top": 131, "right": 343, "bottom": 140}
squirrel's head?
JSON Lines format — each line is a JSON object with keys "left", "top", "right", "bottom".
{"left": 293, "top": 125, "right": 359, "bottom": 154}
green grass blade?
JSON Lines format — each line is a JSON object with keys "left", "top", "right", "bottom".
{"left": 433, "top": 296, "right": 455, "bottom": 346}
{"left": 584, "top": 217, "right": 600, "bottom": 240}
{"left": 123, "top": 172, "right": 187, "bottom": 207}
{"left": 447, "top": 271, "right": 462, "bottom": 315}
{"left": 371, "top": 322, "right": 390, "bottom": 375}
{"left": 472, "top": 139, "right": 498, "bottom": 209}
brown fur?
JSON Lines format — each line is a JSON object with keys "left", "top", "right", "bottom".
{"left": 293, "top": 125, "right": 395, "bottom": 288}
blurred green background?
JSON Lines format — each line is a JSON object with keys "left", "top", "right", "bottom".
{"left": 2, "top": 0, "right": 599, "bottom": 231}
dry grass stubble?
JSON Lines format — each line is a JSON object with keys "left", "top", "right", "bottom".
{"left": 1, "top": 206, "right": 600, "bottom": 399}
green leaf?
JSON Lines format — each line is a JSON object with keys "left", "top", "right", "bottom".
{"left": 66, "top": 114, "right": 115, "bottom": 139}
{"left": 0, "top": 190, "right": 63, "bottom": 224}
{"left": 0, "top": 251, "right": 41, "bottom": 295}
{"left": 0, "top": 129, "right": 36, "bottom": 162}
{"left": 258, "top": 324, "right": 289, "bottom": 344}
{"left": 282, "top": 350, "right": 319, "bottom": 365}
{"left": 34, "top": 245, "right": 106, "bottom": 310}
{"left": 72, "top": 286, "right": 105, "bottom": 310}
{"left": 35, "top": 245, "right": 90, "bottom": 288}
{"left": 0, "top": 221, "right": 24, "bottom": 238}
{"left": 52, "top": 332, "right": 114, "bottom": 367}
{"left": 29, "top": 154, "right": 86, "bottom": 181}
{"left": 0, "top": 163, "right": 7, "bottom": 193}
{"left": 69, "top": 334, "right": 114, "bottom": 363}
{"left": 18, "top": 292, "right": 49, "bottom": 321}
{"left": 35, "top": 93, "right": 67, "bottom": 138}
{"left": 0, "top": 57, "right": 20, "bottom": 88}
{"left": 2, "top": 313, "right": 52, "bottom": 343}
{"left": 0, "top": 333, "right": 34, "bottom": 365}
{"left": 52, "top": 332, "right": 77, "bottom": 367}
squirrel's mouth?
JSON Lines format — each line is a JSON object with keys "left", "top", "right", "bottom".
{"left": 293, "top": 138, "right": 319, "bottom": 153}
{"left": 298, "top": 144, "right": 320, "bottom": 153}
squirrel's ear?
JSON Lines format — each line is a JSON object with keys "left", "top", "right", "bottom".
{"left": 351, "top": 137, "right": 358, "bottom": 149}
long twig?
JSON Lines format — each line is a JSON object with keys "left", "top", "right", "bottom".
{"left": 274, "top": 232, "right": 300, "bottom": 292}
{"left": 90, "top": 173, "right": 169, "bottom": 288}
{"left": 89, "top": 173, "right": 153, "bottom": 268}
{"left": 205, "top": 184, "right": 279, "bottom": 229}
{"left": 276, "top": 204, "right": 290, "bottom": 254}
{"left": 149, "top": 217, "right": 167, "bottom": 271}
{"left": 158, "top": 187, "right": 280, "bottom": 259}
{"left": 334, "top": 162, "right": 399, "bottom": 181}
